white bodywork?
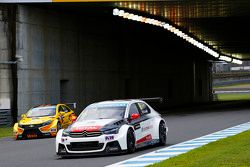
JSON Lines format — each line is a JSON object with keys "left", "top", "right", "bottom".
{"left": 56, "top": 100, "right": 168, "bottom": 155}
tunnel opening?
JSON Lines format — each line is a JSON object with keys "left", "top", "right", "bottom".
{"left": 7, "top": 3, "right": 214, "bottom": 115}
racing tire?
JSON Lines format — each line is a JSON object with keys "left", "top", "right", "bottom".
{"left": 159, "top": 122, "right": 167, "bottom": 146}
{"left": 127, "top": 129, "right": 136, "bottom": 153}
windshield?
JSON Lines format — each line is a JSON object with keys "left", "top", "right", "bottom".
{"left": 26, "top": 106, "right": 56, "bottom": 117}
{"left": 77, "top": 103, "right": 127, "bottom": 121}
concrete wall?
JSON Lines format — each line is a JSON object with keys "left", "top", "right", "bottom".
{"left": 14, "top": 4, "right": 212, "bottom": 115}
{"left": 0, "top": 5, "right": 11, "bottom": 110}
{"left": 17, "top": 6, "right": 61, "bottom": 114}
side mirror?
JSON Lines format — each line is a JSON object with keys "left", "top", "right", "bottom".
{"left": 130, "top": 113, "right": 140, "bottom": 120}
{"left": 59, "top": 111, "right": 65, "bottom": 114}
{"left": 21, "top": 114, "right": 26, "bottom": 118}
{"left": 70, "top": 115, "right": 77, "bottom": 122}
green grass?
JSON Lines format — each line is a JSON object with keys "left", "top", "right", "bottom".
{"left": 149, "top": 130, "right": 250, "bottom": 167}
{"left": 216, "top": 93, "right": 250, "bottom": 101}
{"left": 0, "top": 127, "right": 12, "bottom": 138}
{"left": 214, "top": 83, "right": 250, "bottom": 89}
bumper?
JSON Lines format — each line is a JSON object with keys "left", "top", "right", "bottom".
{"left": 56, "top": 133, "right": 127, "bottom": 155}
{"left": 57, "top": 140, "right": 125, "bottom": 156}
{"left": 15, "top": 127, "right": 57, "bottom": 139}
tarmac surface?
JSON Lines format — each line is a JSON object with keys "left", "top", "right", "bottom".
{"left": 1, "top": 105, "right": 250, "bottom": 167}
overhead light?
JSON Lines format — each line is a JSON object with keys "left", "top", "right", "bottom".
{"left": 219, "top": 55, "right": 232, "bottom": 62}
{"left": 232, "top": 59, "right": 243, "bottom": 65}
{"left": 112, "top": 9, "right": 223, "bottom": 60}
{"left": 123, "top": 12, "right": 129, "bottom": 19}
{"left": 163, "top": 23, "right": 171, "bottom": 29}
{"left": 113, "top": 8, "right": 119, "bottom": 16}
{"left": 118, "top": 10, "right": 125, "bottom": 17}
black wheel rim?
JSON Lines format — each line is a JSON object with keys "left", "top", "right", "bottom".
{"left": 128, "top": 131, "right": 135, "bottom": 151}
{"left": 160, "top": 123, "right": 166, "bottom": 143}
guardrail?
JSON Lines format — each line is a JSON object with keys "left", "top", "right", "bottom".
{"left": 0, "top": 109, "right": 12, "bottom": 127}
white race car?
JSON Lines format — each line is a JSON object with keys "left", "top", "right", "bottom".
{"left": 56, "top": 99, "right": 168, "bottom": 157}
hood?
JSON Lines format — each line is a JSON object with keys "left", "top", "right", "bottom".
{"left": 70, "top": 119, "right": 117, "bottom": 132}
{"left": 19, "top": 116, "right": 54, "bottom": 125}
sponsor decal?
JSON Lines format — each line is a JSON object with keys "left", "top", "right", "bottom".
{"left": 134, "top": 124, "right": 141, "bottom": 130}
{"left": 71, "top": 126, "right": 102, "bottom": 132}
{"left": 27, "top": 134, "right": 37, "bottom": 138}
{"left": 105, "top": 136, "right": 114, "bottom": 141}
{"left": 61, "top": 138, "right": 67, "bottom": 142}
{"left": 141, "top": 125, "right": 153, "bottom": 132}
{"left": 136, "top": 134, "right": 152, "bottom": 144}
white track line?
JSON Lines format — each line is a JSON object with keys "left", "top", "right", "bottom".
{"left": 106, "top": 122, "right": 250, "bottom": 167}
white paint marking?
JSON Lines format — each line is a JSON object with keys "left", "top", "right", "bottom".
{"left": 107, "top": 122, "right": 250, "bottom": 167}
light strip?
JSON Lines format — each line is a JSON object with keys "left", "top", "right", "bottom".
{"left": 232, "top": 59, "right": 243, "bottom": 65}
{"left": 113, "top": 8, "right": 241, "bottom": 64}
{"left": 219, "top": 55, "right": 232, "bottom": 62}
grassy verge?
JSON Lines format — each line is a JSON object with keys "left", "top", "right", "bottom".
{"left": 217, "top": 93, "right": 250, "bottom": 101}
{"left": 149, "top": 130, "right": 250, "bottom": 167}
{"left": 214, "top": 83, "right": 250, "bottom": 89}
{"left": 0, "top": 127, "right": 12, "bottom": 138}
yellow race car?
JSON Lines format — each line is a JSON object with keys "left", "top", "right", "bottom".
{"left": 13, "top": 103, "right": 77, "bottom": 139}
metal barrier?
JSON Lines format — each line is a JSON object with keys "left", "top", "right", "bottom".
{"left": 0, "top": 109, "right": 12, "bottom": 127}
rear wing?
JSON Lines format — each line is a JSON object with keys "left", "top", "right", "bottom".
{"left": 139, "top": 97, "right": 164, "bottom": 104}
{"left": 65, "top": 102, "right": 77, "bottom": 109}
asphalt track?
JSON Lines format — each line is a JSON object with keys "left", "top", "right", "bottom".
{"left": 1, "top": 107, "right": 250, "bottom": 167}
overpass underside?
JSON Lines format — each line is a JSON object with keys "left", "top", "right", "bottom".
{"left": 0, "top": 4, "right": 213, "bottom": 115}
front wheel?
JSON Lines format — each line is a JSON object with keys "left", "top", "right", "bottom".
{"left": 159, "top": 122, "right": 167, "bottom": 146}
{"left": 127, "top": 129, "right": 136, "bottom": 153}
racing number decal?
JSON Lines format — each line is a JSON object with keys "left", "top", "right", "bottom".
{"left": 134, "top": 123, "right": 141, "bottom": 130}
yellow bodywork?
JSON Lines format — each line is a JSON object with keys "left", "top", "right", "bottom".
{"left": 13, "top": 104, "right": 76, "bottom": 139}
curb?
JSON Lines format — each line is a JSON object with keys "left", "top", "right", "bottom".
{"left": 106, "top": 122, "right": 250, "bottom": 167}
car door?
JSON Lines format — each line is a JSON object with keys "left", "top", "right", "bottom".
{"left": 60, "top": 105, "right": 72, "bottom": 128}
{"left": 58, "top": 105, "right": 69, "bottom": 128}
{"left": 135, "top": 102, "right": 154, "bottom": 145}
{"left": 128, "top": 103, "right": 143, "bottom": 143}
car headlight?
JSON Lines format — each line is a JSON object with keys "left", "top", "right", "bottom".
{"left": 103, "top": 128, "right": 119, "bottom": 134}
{"left": 42, "top": 120, "right": 52, "bottom": 126}
{"left": 62, "top": 130, "right": 70, "bottom": 137}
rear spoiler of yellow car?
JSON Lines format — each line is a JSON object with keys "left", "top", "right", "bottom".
{"left": 65, "top": 103, "right": 77, "bottom": 109}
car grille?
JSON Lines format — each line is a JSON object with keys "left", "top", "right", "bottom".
{"left": 22, "top": 128, "right": 43, "bottom": 136}
{"left": 21, "top": 124, "right": 43, "bottom": 129}
{"left": 70, "top": 131, "right": 102, "bottom": 138}
{"left": 67, "top": 141, "right": 104, "bottom": 151}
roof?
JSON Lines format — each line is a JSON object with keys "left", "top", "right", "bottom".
{"left": 90, "top": 99, "right": 145, "bottom": 106}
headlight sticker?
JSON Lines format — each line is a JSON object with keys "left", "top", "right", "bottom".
{"left": 50, "top": 128, "right": 56, "bottom": 132}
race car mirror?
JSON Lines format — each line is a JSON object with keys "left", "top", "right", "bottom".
{"left": 70, "top": 115, "right": 77, "bottom": 122}
{"left": 59, "top": 111, "right": 65, "bottom": 114}
{"left": 130, "top": 113, "right": 140, "bottom": 120}
{"left": 21, "top": 114, "right": 26, "bottom": 118}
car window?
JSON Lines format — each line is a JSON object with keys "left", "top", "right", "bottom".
{"left": 137, "top": 102, "right": 150, "bottom": 115}
{"left": 65, "top": 105, "right": 71, "bottom": 111}
{"left": 77, "top": 105, "right": 126, "bottom": 121}
{"left": 62, "top": 105, "right": 70, "bottom": 112}
{"left": 59, "top": 106, "right": 64, "bottom": 112}
{"left": 129, "top": 103, "right": 140, "bottom": 116}
{"left": 26, "top": 106, "right": 56, "bottom": 117}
